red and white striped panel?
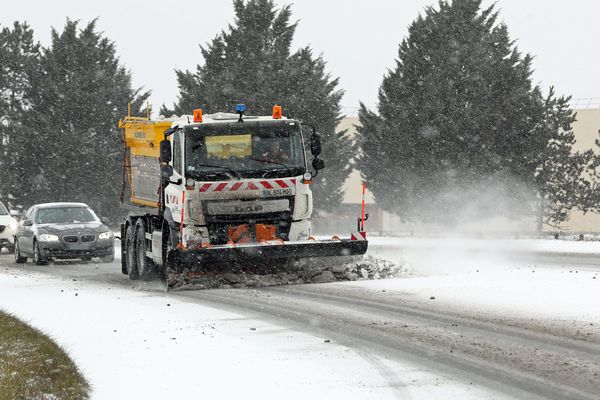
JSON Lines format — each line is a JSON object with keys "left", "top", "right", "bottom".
{"left": 198, "top": 178, "right": 297, "bottom": 193}
{"left": 350, "top": 231, "right": 367, "bottom": 241}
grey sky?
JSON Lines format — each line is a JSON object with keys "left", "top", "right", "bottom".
{"left": 2, "top": 1, "right": 599, "bottom": 114}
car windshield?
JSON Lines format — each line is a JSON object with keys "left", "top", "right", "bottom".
{"left": 185, "top": 121, "right": 305, "bottom": 180}
{"left": 36, "top": 207, "right": 97, "bottom": 224}
{"left": 0, "top": 202, "right": 7, "bottom": 216}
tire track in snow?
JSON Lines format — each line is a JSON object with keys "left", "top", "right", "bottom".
{"left": 180, "top": 287, "right": 599, "bottom": 400}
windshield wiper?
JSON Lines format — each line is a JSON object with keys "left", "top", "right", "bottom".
{"left": 191, "top": 164, "right": 241, "bottom": 179}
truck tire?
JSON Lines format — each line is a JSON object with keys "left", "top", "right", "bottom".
{"left": 14, "top": 240, "right": 27, "bottom": 264}
{"left": 125, "top": 223, "right": 139, "bottom": 280}
{"left": 135, "top": 219, "right": 154, "bottom": 280}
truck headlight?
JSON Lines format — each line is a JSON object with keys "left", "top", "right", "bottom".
{"left": 98, "top": 232, "right": 113, "bottom": 240}
{"left": 39, "top": 234, "right": 59, "bottom": 242}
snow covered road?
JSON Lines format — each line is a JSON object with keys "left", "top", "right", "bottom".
{"left": 1, "top": 238, "right": 599, "bottom": 399}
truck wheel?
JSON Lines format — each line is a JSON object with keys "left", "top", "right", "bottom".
{"left": 125, "top": 223, "right": 139, "bottom": 280}
{"left": 135, "top": 219, "right": 154, "bottom": 280}
{"left": 33, "top": 240, "right": 48, "bottom": 265}
{"left": 14, "top": 240, "right": 27, "bottom": 264}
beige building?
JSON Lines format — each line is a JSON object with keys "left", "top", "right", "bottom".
{"left": 333, "top": 103, "right": 600, "bottom": 234}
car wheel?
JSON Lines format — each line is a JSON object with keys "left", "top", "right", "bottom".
{"left": 14, "top": 239, "right": 27, "bottom": 264}
{"left": 135, "top": 219, "right": 154, "bottom": 280}
{"left": 33, "top": 240, "right": 48, "bottom": 265}
{"left": 81, "top": 255, "right": 93, "bottom": 262}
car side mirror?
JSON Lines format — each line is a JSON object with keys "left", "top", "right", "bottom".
{"left": 9, "top": 210, "right": 19, "bottom": 217}
{"left": 160, "top": 140, "right": 171, "bottom": 163}
{"left": 22, "top": 220, "right": 33, "bottom": 227}
{"left": 310, "top": 133, "right": 322, "bottom": 157}
{"left": 100, "top": 217, "right": 110, "bottom": 225}
{"left": 312, "top": 158, "right": 325, "bottom": 171}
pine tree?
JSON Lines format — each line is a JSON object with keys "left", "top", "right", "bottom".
{"left": 357, "top": 0, "right": 588, "bottom": 227}
{"left": 0, "top": 22, "right": 40, "bottom": 210}
{"left": 166, "top": 0, "right": 352, "bottom": 211}
{"left": 22, "top": 19, "right": 149, "bottom": 219}
{"left": 534, "top": 90, "right": 594, "bottom": 231}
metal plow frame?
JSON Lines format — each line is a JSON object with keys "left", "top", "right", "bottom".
{"left": 166, "top": 238, "right": 368, "bottom": 273}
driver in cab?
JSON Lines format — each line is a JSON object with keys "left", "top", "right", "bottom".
{"left": 259, "top": 141, "right": 288, "bottom": 164}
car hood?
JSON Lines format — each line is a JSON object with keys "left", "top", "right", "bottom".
{"left": 38, "top": 222, "right": 109, "bottom": 234}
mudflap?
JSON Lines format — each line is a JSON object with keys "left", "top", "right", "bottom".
{"left": 164, "top": 238, "right": 368, "bottom": 290}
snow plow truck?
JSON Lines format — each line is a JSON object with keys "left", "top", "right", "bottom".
{"left": 118, "top": 105, "right": 368, "bottom": 288}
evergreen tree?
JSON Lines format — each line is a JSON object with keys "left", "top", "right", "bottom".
{"left": 167, "top": 0, "right": 352, "bottom": 211}
{"left": 23, "top": 19, "right": 149, "bottom": 219}
{"left": 357, "top": 0, "right": 589, "bottom": 227}
{"left": 0, "top": 22, "right": 40, "bottom": 209}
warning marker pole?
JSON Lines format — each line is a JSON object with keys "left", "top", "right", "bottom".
{"left": 360, "top": 181, "right": 366, "bottom": 232}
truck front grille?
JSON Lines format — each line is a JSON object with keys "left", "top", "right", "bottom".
{"left": 205, "top": 213, "right": 292, "bottom": 244}
{"left": 202, "top": 197, "right": 295, "bottom": 245}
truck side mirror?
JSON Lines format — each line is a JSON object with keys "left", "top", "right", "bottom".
{"left": 312, "top": 158, "right": 325, "bottom": 171}
{"left": 160, "top": 140, "right": 171, "bottom": 163}
{"left": 310, "top": 133, "right": 322, "bottom": 157}
{"left": 22, "top": 220, "right": 33, "bottom": 227}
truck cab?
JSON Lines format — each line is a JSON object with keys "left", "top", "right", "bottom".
{"left": 162, "top": 111, "right": 319, "bottom": 248}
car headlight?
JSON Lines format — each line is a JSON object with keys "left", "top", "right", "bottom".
{"left": 98, "top": 232, "right": 113, "bottom": 240}
{"left": 39, "top": 234, "right": 60, "bottom": 242}
{"left": 8, "top": 220, "right": 17, "bottom": 231}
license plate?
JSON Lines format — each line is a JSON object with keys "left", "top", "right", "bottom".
{"left": 262, "top": 188, "right": 292, "bottom": 197}
{"left": 67, "top": 243, "right": 91, "bottom": 250}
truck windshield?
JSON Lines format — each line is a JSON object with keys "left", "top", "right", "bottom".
{"left": 0, "top": 202, "right": 7, "bottom": 215}
{"left": 185, "top": 122, "right": 306, "bottom": 180}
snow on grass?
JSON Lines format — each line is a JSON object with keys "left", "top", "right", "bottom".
{"left": 0, "top": 311, "right": 90, "bottom": 400}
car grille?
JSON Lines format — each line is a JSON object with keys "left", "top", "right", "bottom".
{"left": 81, "top": 235, "right": 95, "bottom": 243}
{"left": 63, "top": 236, "right": 79, "bottom": 243}
{"left": 0, "top": 225, "right": 5, "bottom": 233}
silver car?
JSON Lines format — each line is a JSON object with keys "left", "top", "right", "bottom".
{"left": 14, "top": 202, "right": 115, "bottom": 264}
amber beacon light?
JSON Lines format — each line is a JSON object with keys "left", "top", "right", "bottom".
{"left": 193, "top": 108, "right": 203, "bottom": 123}
{"left": 272, "top": 105, "right": 282, "bottom": 119}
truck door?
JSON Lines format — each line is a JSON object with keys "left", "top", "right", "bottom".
{"left": 165, "top": 131, "right": 185, "bottom": 223}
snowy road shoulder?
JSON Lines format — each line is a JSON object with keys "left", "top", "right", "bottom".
{"left": 338, "top": 269, "right": 600, "bottom": 350}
